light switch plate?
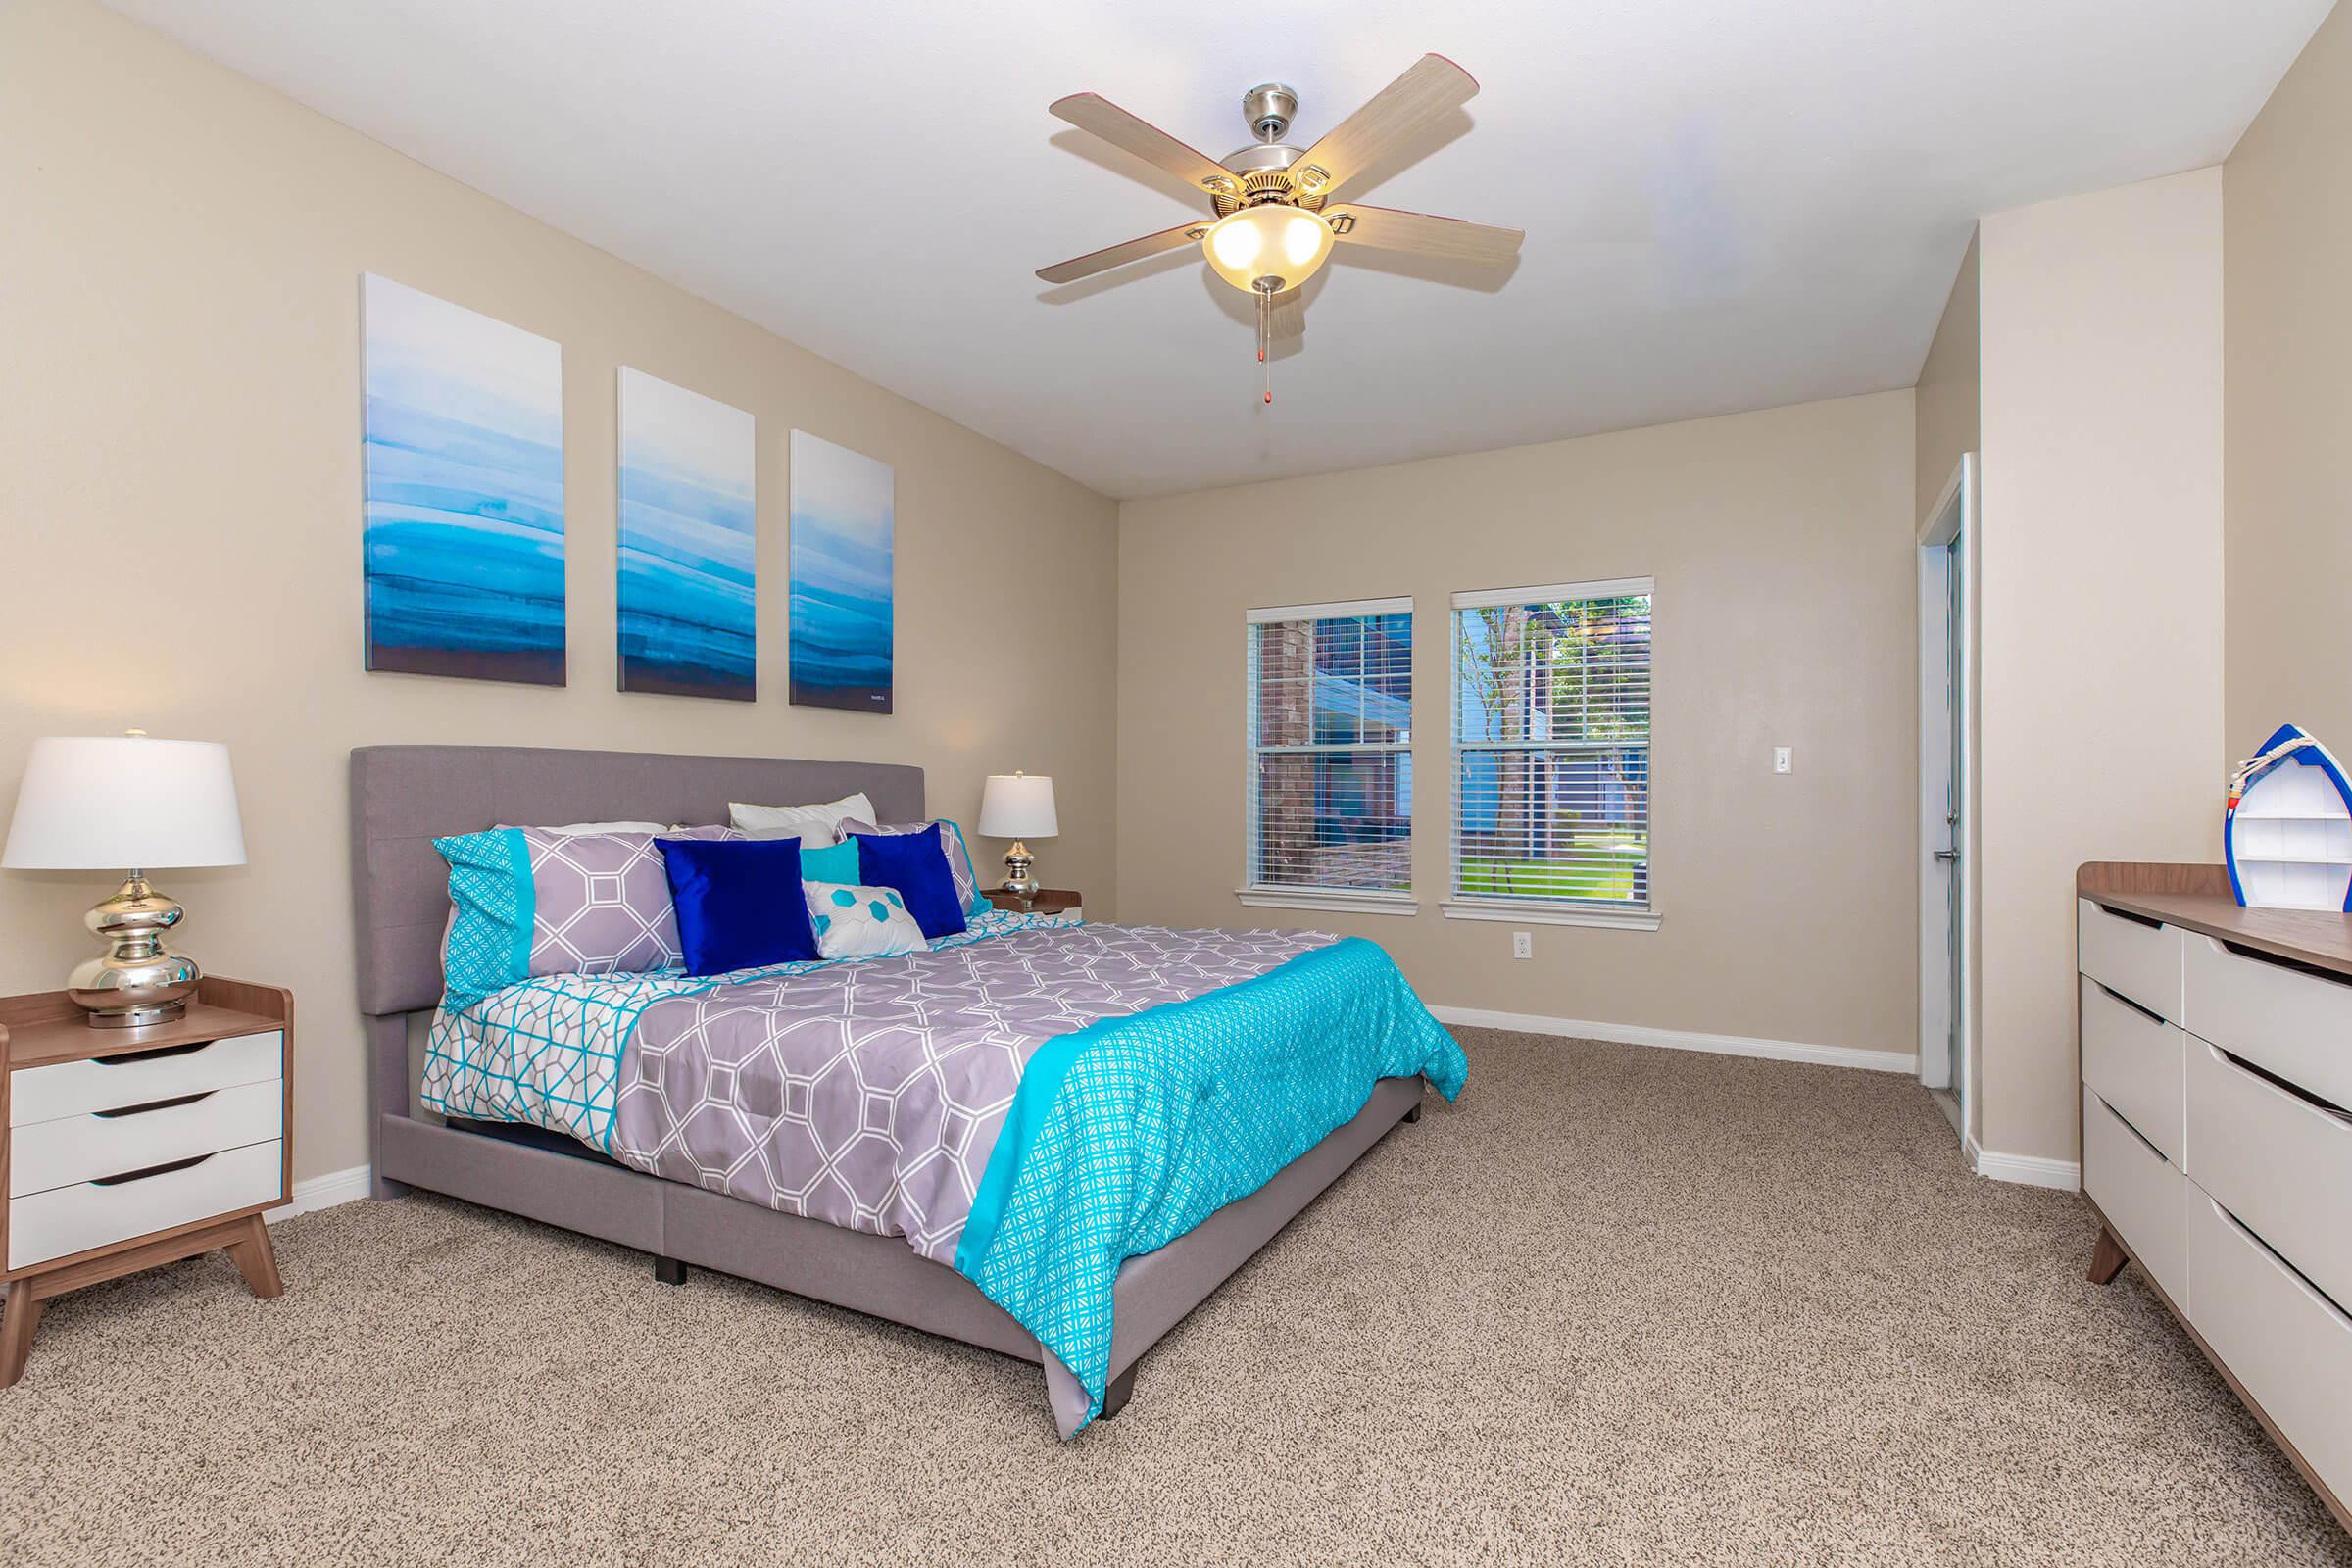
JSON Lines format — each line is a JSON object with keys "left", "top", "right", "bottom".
{"left": 1773, "top": 746, "right": 1793, "bottom": 774}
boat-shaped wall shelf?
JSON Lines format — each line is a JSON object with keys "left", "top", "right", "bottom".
{"left": 2226, "top": 722, "right": 2352, "bottom": 910}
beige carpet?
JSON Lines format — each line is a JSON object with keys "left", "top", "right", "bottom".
{"left": 3, "top": 1028, "right": 2346, "bottom": 1566}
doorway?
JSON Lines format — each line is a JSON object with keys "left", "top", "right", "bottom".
{"left": 1917, "top": 455, "right": 1978, "bottom": 1147}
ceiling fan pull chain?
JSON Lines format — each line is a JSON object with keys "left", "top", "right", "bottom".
{"left": 1259, "top": 287, "right": 1273, "bottom": 404}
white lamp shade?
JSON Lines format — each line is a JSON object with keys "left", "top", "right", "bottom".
{"left": 3, "top": 737, "right": 247, "bottom": 870}
{"left": 978, "top": 774, "right": 1058, "bottom": 840}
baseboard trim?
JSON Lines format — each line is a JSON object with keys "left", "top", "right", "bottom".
{"left": 1968, "top": 1141, "right": 2081, "bottom": 1191}
{"left": 270, "top": 1163, "right": 374, "bottom": 1223}
{"left": 1430, "top": 1004, "right": 1918, "bottom": 1075}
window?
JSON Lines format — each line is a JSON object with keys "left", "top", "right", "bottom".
{"left": 1242, "top": 599, "right": 1415, "bottom": 913}
{"left": 1448, "top": 579, "right": 1655, "bottom": 928}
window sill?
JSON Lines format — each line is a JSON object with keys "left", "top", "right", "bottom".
{"left": 1235, "top": 888, "right": 1421, "bottom": 917}
{"left": 1441, "top": 899, "right": 1661, "bottom": 931}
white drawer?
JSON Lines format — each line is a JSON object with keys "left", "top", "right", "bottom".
{"left": 2077, "top": 900, "right": 2183, "bottom": 1024}
{"left": 2187, "top": 1193, "right": 2352, "bottom": 1504}
{"left": 2081, "top": 974, "right": 2186, "bottom": 1163}
{"left": 10, "top": 1078, "right": 282, "bottom": 1200}
{"left": 10, "top": 1030, "right": 281, "bottom": 1126}
{"left": 2187, "top": 1037, "right": 2352, "bottom": 1309}
{"left": 7, "top": 1138, "right": 282, "bottom": 1271}
{"left": 2181, "top": 934, "right": 2352, "bottom": 1110}
{"left": 2082, "top": 1093, "right": 2187, "bottom": 1305}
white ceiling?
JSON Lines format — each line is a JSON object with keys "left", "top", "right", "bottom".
{"left": 109, "top": 0, "right": 2331, "bottom": 498}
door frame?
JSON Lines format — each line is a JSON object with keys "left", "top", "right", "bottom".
{"left": 1916, "top": 454, "right": 1979, "bottom": 1144}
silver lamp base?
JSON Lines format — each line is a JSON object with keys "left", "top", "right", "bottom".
{"left": 1000, "top": 841, "right": 1041, "bottom": 900}
{"left": 66, "top": 873, "right": 201, "bottom": 1028}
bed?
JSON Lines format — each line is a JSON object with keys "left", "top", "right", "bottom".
{"left": 353, "top": 744, "right": 1465, "bottom": 1436}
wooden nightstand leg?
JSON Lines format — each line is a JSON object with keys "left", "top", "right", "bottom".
{"left": 1, "top": 1281, "right": 42, "bottom": 1389}
{"left": 2086, "top": 1224, "right": 2129, "bottom": 1286}
{"left": 225, "top": 1214, "right": 284, "bottom": 1299}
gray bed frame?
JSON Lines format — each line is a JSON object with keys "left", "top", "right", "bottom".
{"left": 352, "top": 744, "right": 1423, "bottom": 1422}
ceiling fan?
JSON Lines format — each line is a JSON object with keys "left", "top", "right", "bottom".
{"left": 1038, "top": 54, "right": 1524, "bottom": 402}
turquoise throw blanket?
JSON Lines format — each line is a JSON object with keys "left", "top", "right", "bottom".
{"left": 953, "top": 936, "right": 1469, "bottom": 1432}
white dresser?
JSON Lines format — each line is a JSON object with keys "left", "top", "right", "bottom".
{"left": 2078, "top": 862, "right": 2352, "bottom": 1531}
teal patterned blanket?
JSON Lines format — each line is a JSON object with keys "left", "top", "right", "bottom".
{"left": 954, "top": 935, "right": 1468, "bottom": 1433}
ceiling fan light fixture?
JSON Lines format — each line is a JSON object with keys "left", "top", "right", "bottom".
{"left": 1200, "top": 206, "right": 1333, "bottom": 293}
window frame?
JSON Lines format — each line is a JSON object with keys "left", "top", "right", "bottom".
{"left": 1237, "top": 596, "right": 1420, "bottom": 917}
{"left": 1444, "top": 577, "right": 1660, "bottom": 932}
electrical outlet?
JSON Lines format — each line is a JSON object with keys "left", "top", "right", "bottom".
{"left": 1773, "top": 746, "right": 1793, "bottom": 775}
{"left": 1511, "top": 930, "right": 1532, "bottom": 960}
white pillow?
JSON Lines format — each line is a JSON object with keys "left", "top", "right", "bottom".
{"left": 500, "top": 820, "right": 668, "bottom": 835}
{"left": 729, "top": 792, "right": 875, "bottom": 849}
{"left": 805, "top": 882, "right": 929, "bottom": 959}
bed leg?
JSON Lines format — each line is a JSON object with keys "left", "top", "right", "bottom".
{"left": 654, "top": 1256, "right": 688, "bottom": 1287}
{"left": 1099, "top": 1364, "right": 1137, "bottom": 1421}
{"left": 1400, "top": 1101, "right": 1422, "bottom": 1124}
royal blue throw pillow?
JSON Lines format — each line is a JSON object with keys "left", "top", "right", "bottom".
{"left": 853, "top": 828, "right": 969, "bottom": 940}
{"left": 655, "top": 836, "right": 821, "bottom": 977}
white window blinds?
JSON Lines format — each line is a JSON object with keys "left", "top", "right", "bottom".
{"left": 1450, "top": 579, "right": 1651, "bottom": 909}
{"left": 1245, "top": 599, "right": 1414, "bottom": 895}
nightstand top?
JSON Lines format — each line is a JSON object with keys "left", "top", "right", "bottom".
{"left": 0, "top": 980, "right": 291, "bottom": 1070}
{"left": 986, "top": 888, "right": 1081, "bottom": 915}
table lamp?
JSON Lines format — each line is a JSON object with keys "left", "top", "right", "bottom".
{"left": 2, "top": 733, "right": 247, "bottom": 1027}
{"left": 978, "top": 773, "right": 1057, "bottom": 899}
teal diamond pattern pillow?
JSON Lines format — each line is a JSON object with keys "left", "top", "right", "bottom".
{"left": 433, "top": 829, "right": 535, "bottom": 1002}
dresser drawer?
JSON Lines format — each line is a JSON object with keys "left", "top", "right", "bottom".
{"left": 9, "top": 1030, "right": 281, "bottom": 1127}
{"left": 2187, "top": 1037, "right": 2352, "bottom": 1309}
{"left": 2082, "top": 1093, "right": 2186, "bottom": 1304}
{"left": 2078, "top": 900, "right": 2183, "bottom": 1024}
{"left": 2188, "top": 1193, "right": 2352, "bottom": 1504}
{"left": 9, "top": 1079, "right": 282, "bottom": 1200}
{"left": 2081, "top": 975, "right": 2185, "bottom": 1163}
{"left": 7, "top": 1138, "right": 282, "bottom": 1271}
{"left": 2181, "top": 935, "right": 2352, "bottom": 1110}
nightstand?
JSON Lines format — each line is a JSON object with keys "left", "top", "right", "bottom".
{"left": 0, "top": 976, "right": 292, "bottom": 1387}
{"left": 984, "top": 888, "right": 1083, "bottom": 920}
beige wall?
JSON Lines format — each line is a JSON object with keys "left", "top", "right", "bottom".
{"left": 1914, "top": 232, "right": 1981, "bottom": 521}
{"left": 0, "top": 0, "right": 1119, "bottom": 1185}
{"left": 1976, "top": 168, "right": 2225, "bottom": 1165}
{"left": 2225, "top": 0, "right": 2352, "bottom": 757}
{"left": 1119, "top": 391, "right": 1920, "bottom": 1056}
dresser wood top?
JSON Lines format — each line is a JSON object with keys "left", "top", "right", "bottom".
{"left": 0, "top": 979, "right": 292, "bottom": 1070}
{"left": 2079, "top": 862, "right": 2352, "bottom": 979}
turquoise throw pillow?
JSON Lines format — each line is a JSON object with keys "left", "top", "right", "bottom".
{"left": 801, "top": 838, "right": 861, "bottom": 886}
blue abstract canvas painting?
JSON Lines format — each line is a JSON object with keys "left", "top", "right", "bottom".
{"left": 362, "top": 274, "right": 565, "bottom": 685}
{"left": 788, "top": 429, "right": 894, "bottom": 712}
{"left": 617, "top": 368, "right": 757, "bottom": 701}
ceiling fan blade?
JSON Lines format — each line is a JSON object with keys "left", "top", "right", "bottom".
{"left": 1266, "top": 288, "right": 1305, "bottom": 342}
{"left": 1325, "top": 204, "right": 1523, "bottom": 266}
{"left": 1050, "top": 92, "right": 1236, "bottom": 200}
{"left": 1293, "top": 54, "right": 1478, "bottom": 203}
{"left": 1037, "top": 221, "right": 1204, "bottom": 285}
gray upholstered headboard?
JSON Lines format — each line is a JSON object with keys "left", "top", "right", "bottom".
{"left": 349, "top": 744, "right": 925, "bottom": 1019}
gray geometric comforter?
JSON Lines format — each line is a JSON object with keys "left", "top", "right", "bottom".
{"left": 427, "top": 916, "right": 1334, "bottom": 1267}
{"left": 612, "top": 921, "right": 1334, "bottom": 1267}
